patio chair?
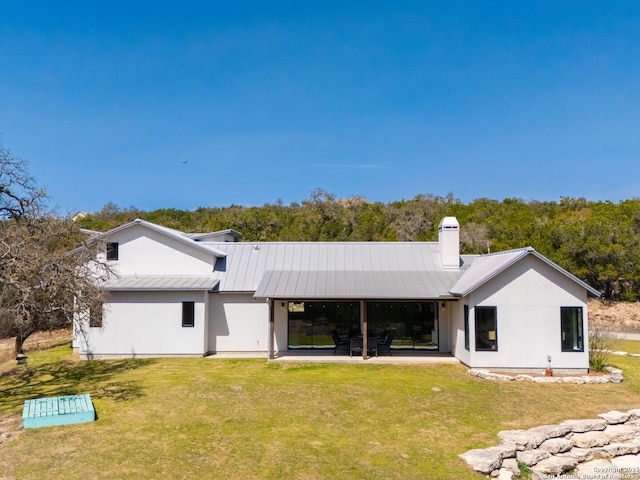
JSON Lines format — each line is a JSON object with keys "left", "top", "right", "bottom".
{"left": 367, "top": 337, "right": 378, "bottom": 357}
{"left": 349, "top": 337, "right": 363, "bottom": 357}
{"left": 332, "top": 330, "right": 349, "bottom": 355}
{"left": 377, "top": 334, "right": 393, "bottom": 356}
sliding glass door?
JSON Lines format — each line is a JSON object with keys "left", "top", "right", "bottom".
{"left": 287, "top": 300, "right": 439, "bottom": 350}
{"left": 367, "top": 301, "right": 439, "bottom": 350}
{"left": 287, "top": 301, "right": 360, "bottom": 349}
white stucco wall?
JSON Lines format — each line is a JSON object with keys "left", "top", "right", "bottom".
{"left": 207, "top": 293, "right": 269, "bottom": 353}
{"left": 450, "top": 300, "right": 472, "bottom": 366}
{"left": 77, "top": 291, "right": 207, "bottom": 358}
{"left": 437, "top": 303, "right": 451, "bottom": 352}
{"left": 460, "top": 255, "right": 590, "bottom": 371}
{"left": 273, "top": 300, "right": 289, "bottom": 352}
{"left": 102, "top": 224, "right": 217, "bottom": 275}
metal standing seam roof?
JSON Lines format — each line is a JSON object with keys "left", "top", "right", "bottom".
{"left": 84, "top": 220, "right": 600, "bottom": 299}
{"left": 204, "top": 242, "right": 466, "bottom": 298}
{"left": 255, "top": 270, "right": 461, "bottom": 299}
{"left": 105, "top": 275, "right": 220, "bottom": 291}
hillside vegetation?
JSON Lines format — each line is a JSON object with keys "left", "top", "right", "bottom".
{"left": 79, "top": 191, "right": 640, "bottom": 300}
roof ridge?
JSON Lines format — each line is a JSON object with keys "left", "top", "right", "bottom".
{"left": 482, "top": 246, "right": 534, "bottom": 257}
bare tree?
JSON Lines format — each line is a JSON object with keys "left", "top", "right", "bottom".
{"left": 0, "top": 143, "right": 112, "bottom": 354}
{"left": 386, "top": 199, "right": 434, "bottom": 241}
{"left": 0, "top": 215, "right": 113, "bottom": 354}
{"left": 460, "top": 222, "right": 491, "bottom": 254}
{"left": 0, "top": 144, "right": 46, "bottom": 219}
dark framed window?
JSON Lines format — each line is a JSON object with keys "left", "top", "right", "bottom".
{"left": 464, "top": 305, "right": 470, "bottom": 350}
{"left": 561, "top": 307, "right": 584, "bottom": 352}
{"left": 475, "top": 306, "right": 497, "bottom": 351}
{"left": 182, "top": 301, "right": 195, "bottom": 327}
{"left": 106, "top": 242, "right": 119, "bottom": 260}
{"left": 89, "top": 305, "right": 103, "bottom": 328}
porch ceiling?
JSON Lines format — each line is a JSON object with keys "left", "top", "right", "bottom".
{"left": 254, "top": 270, "right": 459, "bottom": 299}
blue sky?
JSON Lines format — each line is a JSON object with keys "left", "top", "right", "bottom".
{"left": 1, "top": 1, "right": 639, "bottom": 213}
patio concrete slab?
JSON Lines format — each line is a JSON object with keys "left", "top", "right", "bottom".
{"left": 207, "top": 351, "right": 460, "bottom": 365}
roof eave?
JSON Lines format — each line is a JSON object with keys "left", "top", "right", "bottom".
{"left": 449, "top": 248, "right": 601, "bottom": 298}
{"left": 108, "top": 287, "right": 217, "bottom": 292}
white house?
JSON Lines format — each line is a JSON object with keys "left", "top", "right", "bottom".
{"left": 74, "top": 217, "right": 600, "bottom": 372}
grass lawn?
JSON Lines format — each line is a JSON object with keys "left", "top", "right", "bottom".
{"left": 612, "top": 338, "right": 640, "bottom": 354}
{"left": 2, "top": 347, "right": 640, "bottom": 480}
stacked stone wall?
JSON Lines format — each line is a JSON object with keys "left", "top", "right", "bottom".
{"left": 460, "top": 409, "right": 640, "bottom": 479}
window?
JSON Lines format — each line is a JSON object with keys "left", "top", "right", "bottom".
{"left": 287, "top": 301, "right": 360, "bottom": 349}
{"left": 475, "top": 306, "right": 497, "bottom": 351}
{"left": 561, "top": 307, "right": 584, "bottom": 351}
{"left": 367, "top": 301, "right": 438, "bottom": 350}
{"left": 182, "top": 301, "right": 195, "bottom": 327}
{"left": 89, "top": 305, "right": 103, "bottom": 328}
{"left": 464, "top": 305, "right": 470, "bottom": 350}
{"left": 106, "top": 242, "right": 119, "bottom": 260}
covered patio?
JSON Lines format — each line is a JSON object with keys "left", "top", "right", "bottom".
{"left": 254, "top": 265, "right": 461, "bottom": 359}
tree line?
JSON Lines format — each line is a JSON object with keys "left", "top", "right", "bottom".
{"left": 79, "top": 189, "right": 640, "bottom": 301}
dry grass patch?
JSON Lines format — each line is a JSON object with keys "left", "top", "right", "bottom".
{"left": 0, "top": 329, "right": 71, "bottom": 363}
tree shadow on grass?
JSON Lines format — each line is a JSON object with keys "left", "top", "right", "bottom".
{"left": 0, "top": 359, "right": 156, "bottom": 415}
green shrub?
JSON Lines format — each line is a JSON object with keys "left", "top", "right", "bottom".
{"left": 589, "top": 325, "right": 614, "bottom": 372}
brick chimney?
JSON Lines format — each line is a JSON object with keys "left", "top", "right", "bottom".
{"left": 438, "top": 217, "right": 460, "bottom": 269}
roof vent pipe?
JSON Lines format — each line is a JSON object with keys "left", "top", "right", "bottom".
{"left": 438, "top": 217, "right": 460, "bottom": 269}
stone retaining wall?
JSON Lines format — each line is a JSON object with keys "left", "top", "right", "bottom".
{"left": 460, "top": 409, "right": 640, "bottom": 479}
{"left": 469, "top": 366, "right": 624, "bottom": 384}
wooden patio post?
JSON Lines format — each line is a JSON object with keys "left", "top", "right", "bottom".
{"left": 268, "top": 299, "right": 275, "bottom": 360}
{"left": 361, "top": 300, "right": 368, "bottom": 360}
